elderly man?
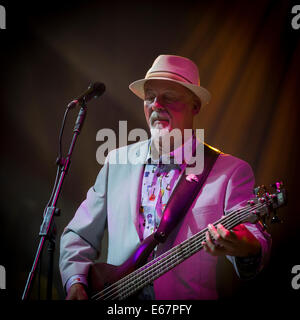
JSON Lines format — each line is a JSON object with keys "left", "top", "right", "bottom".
{"left": 59, "top": 55, "right": 271, "bottom": 300}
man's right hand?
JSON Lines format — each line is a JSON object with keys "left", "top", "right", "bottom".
{"left": 66, "top": 283, "right": 88, "bottom": 300}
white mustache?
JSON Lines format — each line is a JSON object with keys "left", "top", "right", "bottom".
{"left": 150, "top": 112, "right": 170, "bottom": 125}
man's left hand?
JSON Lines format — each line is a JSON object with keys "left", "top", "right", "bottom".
{"left": 202, "top": 223, "right": 261, "bottom": 257}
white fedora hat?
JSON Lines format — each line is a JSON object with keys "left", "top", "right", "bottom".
{"left": 129, "top": 55, "right": 211, "bottom": 106}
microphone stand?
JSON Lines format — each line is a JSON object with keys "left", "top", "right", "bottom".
{"left": 22, "top": 101, "right": 88, "bottom": 300}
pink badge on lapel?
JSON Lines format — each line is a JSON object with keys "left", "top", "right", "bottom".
{"left": 186, "top": 174, "right": 199, "bottom": 182}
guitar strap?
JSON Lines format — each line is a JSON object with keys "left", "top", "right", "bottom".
{"left": 154, "top": 143, "right": 220, "bottom": 243}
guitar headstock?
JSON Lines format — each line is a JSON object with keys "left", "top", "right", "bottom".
{"left": 245, "top": 182, "right": 287, "bottom": 226}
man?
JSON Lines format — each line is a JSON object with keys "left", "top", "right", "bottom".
{"left": 59, "top": 55, "right": 271, "bottom": 300}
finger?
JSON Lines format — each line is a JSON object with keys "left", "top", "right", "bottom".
{"left": 205, "top": 231, "right": 216, "bottom": 250}
{"left": 207, "top": 226, "right": 237, "bottom": 254}
{"left": 204, "top": 231, "right": 226, "bottom": 256}
{"left": 202, "top": 241, "right": 214, "bottom": 255}
{"left": 207, "top": 224, "right": 220, "bottom": 241}
{"left": 207, "top": 224, "right": 230, "bottom": 246}
{"left": 216, "top": 224, "right": 236, "bottom": 242}
{"left": 202, "top": 240, "right": 209, "bottom": 252}
{"left": 202, "top": 232, "right": 216, "bottom": 254}
{"left": 202, "top": 240, "right": 218, "bottom": 255}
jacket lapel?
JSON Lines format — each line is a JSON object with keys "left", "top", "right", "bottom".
{"left": 128, "top": 140, "right": 149, "bottom": 239}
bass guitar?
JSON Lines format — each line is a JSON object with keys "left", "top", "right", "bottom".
{"left": 88, "top": 182, "right": 286, "bottom": 300}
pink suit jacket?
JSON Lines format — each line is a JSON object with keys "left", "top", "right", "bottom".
{"left": 59, "top": 139, "right": 271, "bottom": 299}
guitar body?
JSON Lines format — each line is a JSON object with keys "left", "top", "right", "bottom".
{"left": 88, "top": 262, "right": 125, "bottom": 299}
{"left": 88, "top": 233, "right": 159, "bottom": 299}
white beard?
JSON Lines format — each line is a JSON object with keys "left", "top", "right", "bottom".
{"left": 150, "top": 126, "right": 170, "bottom": 140}
{"left": 150, "top": 127, "right": 168, "bottom": 157}
{"left": 150, "top": 126, "right": 183, "bottom": 157}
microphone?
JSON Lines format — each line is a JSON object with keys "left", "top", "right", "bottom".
{"left": 68, "top": 82, "right": 106, "bottom": 108}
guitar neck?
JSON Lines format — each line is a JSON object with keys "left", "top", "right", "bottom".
{"left": 107, "top": 202, "right": 264, "bottom": 300}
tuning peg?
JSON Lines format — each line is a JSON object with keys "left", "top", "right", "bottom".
{"left": 271, "top": 182, "right": 283, "bottom": 192}
{"left": 248, "top": 200, "right": 256, "bottom": 206}
{"left": 259, "top": 197, "right": 266, "bottom": 203}
{"left": 254, "top": 185, "right": 269, "bottom": 196}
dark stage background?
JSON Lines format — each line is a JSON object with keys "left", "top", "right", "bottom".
{"left": 0, "top": 0, "right": 299, "bottom": 305}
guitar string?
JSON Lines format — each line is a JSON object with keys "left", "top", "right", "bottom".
{"left": 98, "top": 206, "right": 262, "bottom": 300}
{"left": 92, "top": 202, "right": 264, "bottom": 300}
{"left": 90, "top": 206, "right": 248, "bottom": 300}
{"left": 111, "top": 206, "right": 263, "bottom": 300}
{"left": 118, "top": 208, "right": 260, "bottom": 299}
{"left": 90, "top": 205, "right": 252, "bottom": 300}
{"left": 117, "top": 205, "right": 264, "bottom": 300}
